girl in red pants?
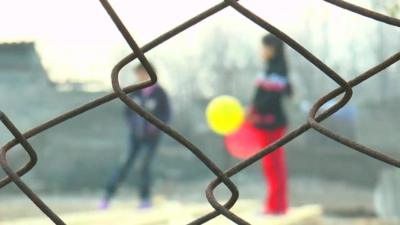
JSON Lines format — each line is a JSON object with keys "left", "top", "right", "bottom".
{"left": 249, "top": 34, "right": 292, "bottom": 215}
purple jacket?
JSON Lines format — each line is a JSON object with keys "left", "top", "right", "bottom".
{"left": 125, "top": 85, "right": 170, "bottom": 139}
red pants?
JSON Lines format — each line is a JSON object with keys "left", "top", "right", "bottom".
{"left": 260, "top": 127, "right": 288, "bottom": 214}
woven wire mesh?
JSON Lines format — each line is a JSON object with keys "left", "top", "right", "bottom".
{"left": 1, "top": 0, "right": 400, "bottom": 224}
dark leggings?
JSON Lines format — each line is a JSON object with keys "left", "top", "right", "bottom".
{"left": 104, "top": 135, "right": 159, "bottom": 202}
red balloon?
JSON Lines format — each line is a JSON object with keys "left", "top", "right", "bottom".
{"left": 224, "top": 120, "right": 268, "bottom": 159}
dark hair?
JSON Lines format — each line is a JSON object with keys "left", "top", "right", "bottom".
{"left": 262, "top": 34, "right": 288, "bottom": 76}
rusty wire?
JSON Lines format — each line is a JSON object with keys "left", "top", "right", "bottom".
{"left": 0, "top": 0, "right": 399, "bottom": 224}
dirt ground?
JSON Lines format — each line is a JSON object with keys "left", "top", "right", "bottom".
{"left": 1, "top": 178, "right": 399, "bottom": 225}
{"left": 0, "top": 197, "right": 395, "bottom": 225}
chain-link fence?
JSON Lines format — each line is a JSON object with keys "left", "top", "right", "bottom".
{"left": 1, "top": 0, "right": 400, "bottom": 224}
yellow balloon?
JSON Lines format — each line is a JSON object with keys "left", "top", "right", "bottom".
{"left": 206, "top": 95, "right": 245, "bottom": 135}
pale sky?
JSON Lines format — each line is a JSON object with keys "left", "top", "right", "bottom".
{"left": 0, "top": 0, "right": 370, "bottom": 87}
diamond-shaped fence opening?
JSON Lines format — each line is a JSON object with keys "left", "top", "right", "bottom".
{"left": 1, "top": 0, "right": 400, "bottom": 224}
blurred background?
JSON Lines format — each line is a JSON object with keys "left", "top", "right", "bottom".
{"left": 0, "top": 0, "right": 400, "bottom": 224}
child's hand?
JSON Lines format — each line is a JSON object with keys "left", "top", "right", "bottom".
{"left": 246, "top": 111, "right": 261, "bottom": 125}
{"left": 146, "top": 124, "right": 159, "bottom": 136}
